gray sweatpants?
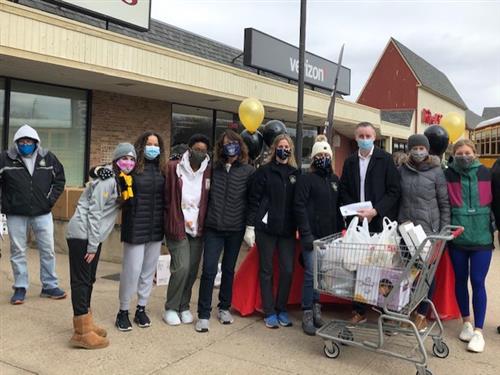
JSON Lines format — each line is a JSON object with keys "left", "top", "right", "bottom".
{"left": 119, "top": 241, "right": 162, "bottom": 311}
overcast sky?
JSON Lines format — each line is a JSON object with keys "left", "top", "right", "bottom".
{"left": 152, "top": 0, "right": 500, "bottom": 115}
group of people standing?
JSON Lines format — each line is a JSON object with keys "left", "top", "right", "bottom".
{"left": 1, "top": 121, "right": 498, "bottom": 354}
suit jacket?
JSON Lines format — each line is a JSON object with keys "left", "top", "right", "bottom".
{"left": 339, "top": 146, "right": 401, "bottom": 232}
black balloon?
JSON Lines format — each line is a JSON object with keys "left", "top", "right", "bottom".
{"left": 263, "top": 120, "right": 287, "bottom": 147}
{"left": 424, "top": 125, "right": 449, "bottom": 156}
{"left": 241, "top": 130, "right": 264, "bottom": 160}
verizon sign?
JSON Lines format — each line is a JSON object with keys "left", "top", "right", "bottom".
{"left": 44, "top": 0, "right": 151, "bottom": 31}
{"left": 243, "top": 28, "right": 351, "bottom": 95}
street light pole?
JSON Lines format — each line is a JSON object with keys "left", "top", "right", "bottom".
{"left": 295, "top": 0, "right": 307, "bottom": 169}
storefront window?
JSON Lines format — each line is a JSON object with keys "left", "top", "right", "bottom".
{"left": 0, "top": 79, "right": 4, "bottom": 149}
{"left": 8, "top": 80, "right": 87, "bottom": 186}
{"left": 215, "top": 111, "right": 240, "bottom": 142}
{"left": 392, "top": 139, "right": 408, "bottom": 153}
{"left": 171, "top": 104, "right": 213, "bottom": 149}
{"left": 286, "top": 122, "right": 318, "bottom": 166}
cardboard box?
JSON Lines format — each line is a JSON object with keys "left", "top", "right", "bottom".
{"left": 354, "top": 265, "right": 411, "bottom": 311}
{"left": 354, "top": 265, "right": 382, "bottom": 305}
{"left": 378, "top": 267, "right": 411, "bottom": 311}
{"left": 156, "top": 254, "right": 171, "bottom": 286}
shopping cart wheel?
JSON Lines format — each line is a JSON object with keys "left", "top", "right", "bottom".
{"left": 323, "top": 342, "right": 340, "bottom": 359}
{"left": 432, "top": 342, "right": 449, "bottom": 359}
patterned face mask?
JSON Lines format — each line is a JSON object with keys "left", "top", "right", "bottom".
{"left": 276, "top": 148, "right": 291, "bottom": 160}
{"left": 223, "top": 142, "right": 240, "bottom": 157}
{"left": 410, "top": 149, "right": 428, "bottom": 163}
{"left": 116, "top": 159, "right": 136, "bottom": 174}
{"left": 312, "top": 155, "right": 332, "bottom": 170}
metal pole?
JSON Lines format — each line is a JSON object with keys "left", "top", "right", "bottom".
{"left": 295, "top": 0, "right": 307, "bottom": 169}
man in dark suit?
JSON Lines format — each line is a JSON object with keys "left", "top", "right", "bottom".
{"left": 339, "top": 121, "right": 401, "bottom": 323}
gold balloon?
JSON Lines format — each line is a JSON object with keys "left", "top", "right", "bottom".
{"left": 441, "top": 112, "right": 465, "bottom": 143}
{"left": 238, "top": 98, "right": 265, "bottom": 134}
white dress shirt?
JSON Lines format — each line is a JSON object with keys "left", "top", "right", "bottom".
{"left": 358, "top": 147, "right": 374, "bottom": 202}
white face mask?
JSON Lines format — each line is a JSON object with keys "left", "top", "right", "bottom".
{"left": 410, "top": 149, "right": 428, "bottom": 163}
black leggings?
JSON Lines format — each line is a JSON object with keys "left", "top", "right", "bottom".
{"left": 68, "top": 238, "right": 102, "bottom": 316}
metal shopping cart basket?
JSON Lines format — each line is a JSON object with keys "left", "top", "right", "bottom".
{"left": 313, "top": 225, "right": 464, "bottom": 375}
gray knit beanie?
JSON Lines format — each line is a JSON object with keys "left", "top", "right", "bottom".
{"left": 408, "top": 134, "right": 430, "bottom": 151}
{"left": 112, "top": 143, "right": 136, "bottom": 161}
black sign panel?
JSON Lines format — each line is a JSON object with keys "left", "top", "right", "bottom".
{"left": 243, "top": 28, "right": 350, "bottom": 95}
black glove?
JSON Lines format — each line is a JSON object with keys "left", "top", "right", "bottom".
{"left": 96, "top": 166, "right": 114, "bottom": 180}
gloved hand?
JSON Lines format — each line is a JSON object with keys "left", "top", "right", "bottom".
{"left": 95, "top": 166, "right": 114, "bottom": 180}
{"left": 244, "top": 226, "right": 255, "bottom": 248}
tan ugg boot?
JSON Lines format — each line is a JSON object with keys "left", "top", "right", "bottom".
{"left": 70, "top": 313, "right": 109, "bottom": 349}
{"left": 88, "top": 310, "right": 107, "bottom": 337}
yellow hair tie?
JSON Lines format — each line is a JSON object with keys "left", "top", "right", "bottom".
{"left": 119, "top": 172, "right": 134, "bottom": 200}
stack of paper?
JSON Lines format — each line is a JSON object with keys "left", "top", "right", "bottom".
{"left": 398, "top": 222, "right": 430, "bottom": 260}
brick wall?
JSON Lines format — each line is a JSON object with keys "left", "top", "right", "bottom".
{"left": 90, "top": 91, "right": 171, "bottom": 167}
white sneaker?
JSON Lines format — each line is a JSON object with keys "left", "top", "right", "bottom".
{"left": 195, "top": 319, "right": 210, "bottom": 333}
{"left": 459, "top": 322, "right": 474, "bottom": 342}
{"left": 217, "top": 309, "right": 234, "bottom": 324}
{"left": 162, "top": 309, "right": 181, "bottom": 326}
{"left": 467, "top": 330, "right": 485, "bottom": 353}
{"left": 180, "top": 310, "right": 194, "bottom": 324}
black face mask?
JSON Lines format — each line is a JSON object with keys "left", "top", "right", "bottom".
{"left": 312, "top": 155, "right": 332, "bottom": 170}
{"left": 454, "top": 155, "right": 474, "bottom": 169}
{"left": 189, "top": 150, "right": 207, "bottom": 167}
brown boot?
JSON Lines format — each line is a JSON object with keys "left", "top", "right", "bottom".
{"left": 88, "top": 310, "right": 107, "bottom": 337}
{"left": 70, "top": 313, "right": 109, "bottom": 349}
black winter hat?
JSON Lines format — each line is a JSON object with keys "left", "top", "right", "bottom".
{"left": 408, "top": 134, "right": 430, "bottom": 151}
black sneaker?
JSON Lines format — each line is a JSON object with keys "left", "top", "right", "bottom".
{"left": 134, "top": 305, "right": 151, "bottom": 328}
{"left": 115, "top": 310, "right": 132, "bottom": 332}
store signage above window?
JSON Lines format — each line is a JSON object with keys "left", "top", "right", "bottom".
{"left": 421, "top": 108, "right": 443, "bottom": 125}
{"left": 42, "top": 0, "right": 151, "bottom": 31}
{"left": 243, "top": 28, "right": 351, "bottom": 95}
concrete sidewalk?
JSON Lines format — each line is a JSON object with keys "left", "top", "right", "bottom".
{"left": 1, "top": 243, "right": 499, "bottom": 375}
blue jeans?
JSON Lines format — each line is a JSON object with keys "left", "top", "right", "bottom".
{"left": 301, "top": 249, "right": 319, "bottom": 310}
{"left": 7, "top": 213, "right": 59, "bottom": 290}
{"left": 197, "top": 229, "right": 244, "bottom": 319}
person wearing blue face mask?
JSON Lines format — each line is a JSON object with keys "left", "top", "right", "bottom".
{"left": 195, "top": 130, "right": 255, "bottom": 333}
{"left": 115, "top": 131, "right": 166, "bottom": 332}
{"left": 339, "top": 121, "right": 401, "bottom": 324}
{"left": 0, "top": 124, "right": 66, "bottom": 305}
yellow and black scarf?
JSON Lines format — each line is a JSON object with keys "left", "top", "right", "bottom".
{"left": 119, "top": 172, "right": 134, "bottom": 201}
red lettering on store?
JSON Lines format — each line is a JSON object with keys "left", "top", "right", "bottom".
{"left": 122, "top": 0, "right": 138, "bottom": 5}
{"left": 421, "top": 108, "right": 443, "bottom": 125}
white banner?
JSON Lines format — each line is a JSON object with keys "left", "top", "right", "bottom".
{"left": 49, "top": 0, "right": 151, "bottom": 30}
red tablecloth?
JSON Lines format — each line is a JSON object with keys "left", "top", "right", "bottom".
{"left": 232, "top": 243, "right": 461, "bottom": 320}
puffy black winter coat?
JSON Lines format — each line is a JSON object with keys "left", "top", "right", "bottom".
{"left": 294, "top": 169, "right": 343, "bottom": 250}
{"left": 121, "top": 159, "right": 165, "bottom": 244}
{"left": 204, "top": 161, "right": 255, "bottom": 232}
{"left": 247, "top": 161, "right": 300, "bottom": 237}
{"left": 0, "top": 147, "right": 65, "bottom": 216}
{"left": 339, "top": 147, "right": 401, "bottom": 232}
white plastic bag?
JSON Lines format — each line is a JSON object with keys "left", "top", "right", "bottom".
{"left": 370, "top": 217, "right": 398, "bottom": 267}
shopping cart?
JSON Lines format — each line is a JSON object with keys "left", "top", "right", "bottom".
{"left": 313, "top": 225, "right": 463, "bottom": 375}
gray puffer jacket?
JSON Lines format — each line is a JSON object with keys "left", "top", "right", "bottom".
{"left": 398, "top": 155, "right": 450, "bottom": 235}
